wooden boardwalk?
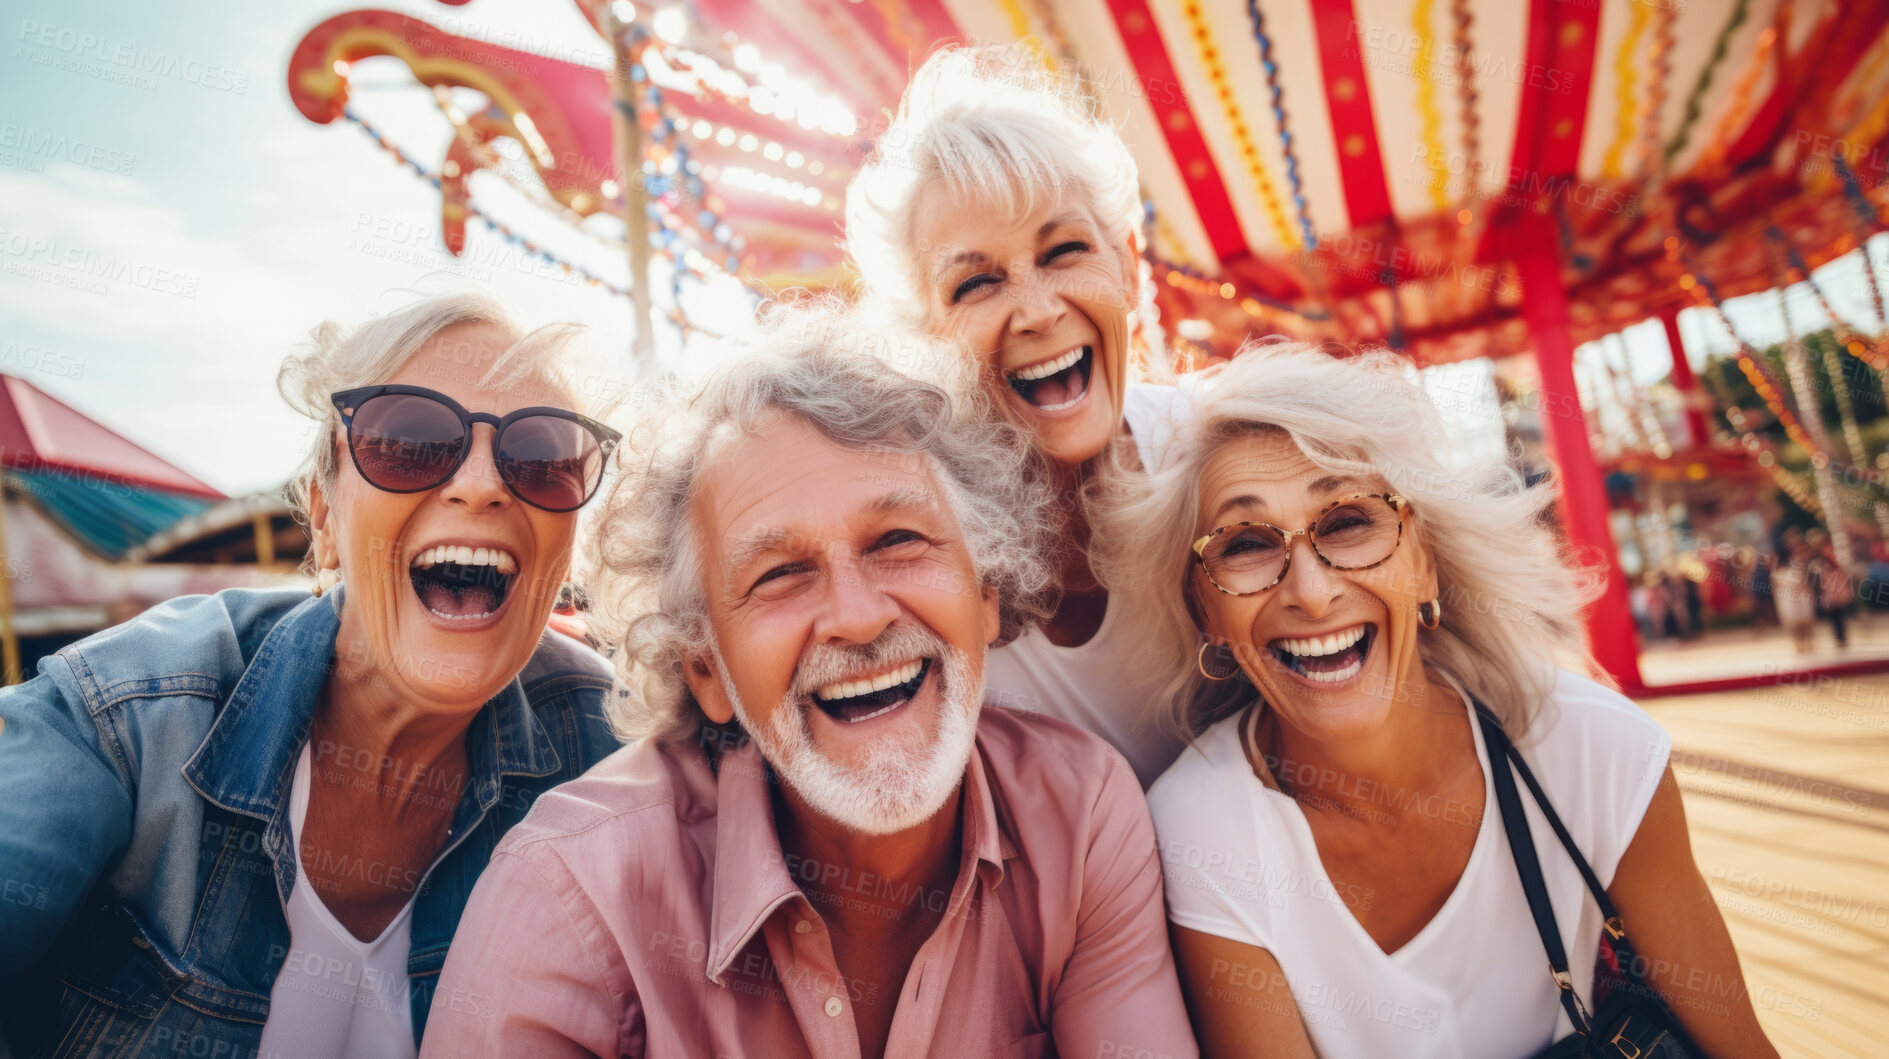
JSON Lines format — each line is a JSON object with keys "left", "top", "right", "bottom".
{"left": 1644, "top": 672, "right": 1889, "bottom": 1058}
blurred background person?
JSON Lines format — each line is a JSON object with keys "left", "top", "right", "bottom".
{"left": 1776, "top": 528, "right": 1819, "bottom": 653}
{"left": 1807, "top": 527, "right": 1852, "bottom": 649}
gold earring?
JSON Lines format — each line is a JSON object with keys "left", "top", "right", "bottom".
{"left": 312, "top": 568, "right": 341, "bottom": 597}
{"left": 1418, "top": 598, "right": 1442, "bottom": 630}
{"left": 1197, "top": 642, "right": 1241, "bottom": 681}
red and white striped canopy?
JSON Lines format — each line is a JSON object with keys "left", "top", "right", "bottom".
{"left": 289, "top": 0, "right": 1889, "bottom": 363}
{"left": 729, "top": 0, "right": 1889, "bottom": 362}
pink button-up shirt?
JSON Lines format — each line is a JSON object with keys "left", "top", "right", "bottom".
{"left": 421, "top": 707, "right": 1197, "bottom": 1059}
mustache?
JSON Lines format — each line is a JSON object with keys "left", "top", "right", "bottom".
{"left": 788, "top": 623, "right": 946, "bottom": 698}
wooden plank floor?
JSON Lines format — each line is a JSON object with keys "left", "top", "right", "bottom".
{"left": 1643, "top": 673, "right": 1889, "bottom": 1058}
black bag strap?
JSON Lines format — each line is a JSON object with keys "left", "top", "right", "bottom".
{"left": 1483, "top": 707, "right": 1637, "bottom": 957}
{"left": 1474, "top": 702, "right": 1596, "bottom": 1036}
{"left": 1473, "top": 701, "right": 1630, "bottom": 914}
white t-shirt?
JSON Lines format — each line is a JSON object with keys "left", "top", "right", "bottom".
{"left": 258, "top": 743, "right": 421, "bottom": 1059}
{"left": 983, "top": 382, "right": 1193, "bottom": 789}
{"left": 1148, "top": 668, "right": 1671, "bottom": 1058}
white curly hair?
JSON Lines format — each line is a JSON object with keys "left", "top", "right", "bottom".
{"left": 590, "top": 302, "right": 1060, "bottom": 746}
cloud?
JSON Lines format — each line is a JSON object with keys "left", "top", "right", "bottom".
{"left": 0, "top": 164, "right": 350, "bottom": 494}
{"left": 0, "top": 0, "right": 744, "bottom": 496}
{"left": 0, "top": 117, "right": 647, "bottom": 495}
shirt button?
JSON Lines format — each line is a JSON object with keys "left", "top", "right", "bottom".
{"left": 795, "top": 920, "right": 811, "bottom": 935}
{"left": 824, "top": 996, "right": 843, "bottom": 1018}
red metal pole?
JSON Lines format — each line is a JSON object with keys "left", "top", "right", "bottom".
{"left": 1516, "top": 216, "right": 1644, "bottom": 690}
{"left": 1658, "top": 307, "right": 1712, "bottom": 448}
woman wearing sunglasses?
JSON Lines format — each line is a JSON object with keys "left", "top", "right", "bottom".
{"left": 0, "top": 291, "right": 624, "bottom": 1058}
{"left": 1100, "top": 345, "right": 1777, "bottom": 1057}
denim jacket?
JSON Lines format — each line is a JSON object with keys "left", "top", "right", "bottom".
{"left": 0, "top": 586, "right": 623, "bottom": 1058}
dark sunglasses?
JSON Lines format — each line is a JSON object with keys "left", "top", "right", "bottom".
{"left": 330, "top": 385, "right": 620, "bottom": 513}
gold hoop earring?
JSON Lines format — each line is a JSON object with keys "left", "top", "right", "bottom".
{"left": 1418, "top": 598, "right": 1442, "bottom": 630}
{"left": 1197, "top": 642, "right": 1240, "bottom": 681}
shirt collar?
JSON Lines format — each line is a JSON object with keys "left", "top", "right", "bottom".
{"left": 182, "top": 588, "right": 341, "bottom": 820}
{"left": 704, "top": 728, "right": 1016, "bottom": 984}
{"left": 183, "top": 585, "right": 564, "bottom": 821}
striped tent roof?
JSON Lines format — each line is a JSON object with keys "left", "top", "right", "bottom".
{"left": 289, "top": 0, "right": 1889, "bottom": 363}
{"left": 0, "top": 375, "right": 223, "bottom": 559}
{"left": 719, "top": 0, "right": 1889, "bottom": 362}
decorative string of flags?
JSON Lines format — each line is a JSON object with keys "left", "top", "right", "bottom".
{"left": 342, "top": 106, "right": 728, "bottom": 340}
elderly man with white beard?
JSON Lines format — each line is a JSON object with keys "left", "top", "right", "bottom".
{"left": 420, "top": 309, "right": 1197, "bottom": 1059}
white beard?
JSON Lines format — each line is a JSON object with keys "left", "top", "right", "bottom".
{"left": 717, "top": 629, "right": 983, "bottom": 836}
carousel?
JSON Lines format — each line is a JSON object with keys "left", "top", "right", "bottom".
{"left": 287, "top": 0, "right": 1889, "bottom": 693}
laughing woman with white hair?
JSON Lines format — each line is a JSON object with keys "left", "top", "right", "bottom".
{"left": 0, "top": 291, "right": 624, "bottom": 1058}
{"left": 1104, "top": 344, "right": 1778, "bottom": 1057}
{"left": 845, "top": 45, "right": 1189, "bottom": 787}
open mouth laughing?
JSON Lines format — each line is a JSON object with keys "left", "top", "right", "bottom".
{"left": 811, "top": 657, "right": 933, "bottom": 724}
{"left": 409, "top": 544, "right": 518, "bottom": 622}
{"left": 1005, "top": 344, "right": 1092, "bottom": 412}
{"left": 1268, "top": 623, "right": 1375, "bottom": 686}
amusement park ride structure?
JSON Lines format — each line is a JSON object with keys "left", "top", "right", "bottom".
{"left": 285, "top": 0, "right": 1889, "bottom": 694}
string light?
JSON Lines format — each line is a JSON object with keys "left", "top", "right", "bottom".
{"left": 652, "top": 7, "right": 687, "bottom": 45}
{"left": 423, "top": 49, "right": 759, "bottom": 278}
{"left": 1244, "top": 0, "right": 1315, "bottom": 246}
{"left": 1697, "top": 20, "right": 1779, "bottom": 174}
{"left": 1636, "top": 0, "right": 1674, "bottom": 184}
{"left": 345, "top": 108, "right": 631, "bottom": 294}
{"left": 1180, "top": 0, "right": 1298, "bottom": 250}
{"left": 1600, "top": 0, "right": 1650, "bottom": 181}
{"left": 716, "top": 164, "right": 824, "bottom": 206}
{"left": 992, "top": 0, "right": 1046, "bottom": 70}
{"left": 648, "top": 42, "right": 860, "bottom": 137}
{"left": 1449, "top": 0, "right": 1480, "bottom": 201}
{"left": 1723, "top": 403, "right": 1823, "bottom": 514}
{"left": 1779, "top": 240, "right": 1889, "bottom": 372}
{"left": 341, "top": 108, "right": 730, "bottom": 338}
{"left": 1771, "top": 235, "right": 1887, "bottom": 491}
{"left": 1665, "top": 0, "right": 1749, "bottom": 163}
{"left": 1411, "top": 0, "right": 1448, "bottom": 211}
{"left": 1022, "top": 0, "right": 1075, "bottom": 67}
{"left": 1815, "top": 159, "right": 1889, "bottom": 541}
{"left": 1594, "top": 332, "right": 1671, "bottom": 457}
{"left": 1671, "top": 244, "right": 1820, "bottom": 456}
{"left": 326, "top": 21, "right": 879, "bottom": 343}
{"left": 1152, "top": 257, "right": 1332, "bottom": 324}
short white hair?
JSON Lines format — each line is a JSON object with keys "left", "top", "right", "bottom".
{"left": 1093, "top": 341, "right": 1607, "bottom": 743}
{"left": 844, "top": 45, "right": 1144, "bottom": 324}
{"left": 275, "top": 289, "right": 586, "bottom": 569}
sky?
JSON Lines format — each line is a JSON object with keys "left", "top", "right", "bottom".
{"left": 1, "top": 0, "right": 1884, "bottom": 497}
{"left": 0, "top": 0, "right": 698, "bottom": 497}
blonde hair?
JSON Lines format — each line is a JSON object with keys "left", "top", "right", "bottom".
{"left": 843, "top": 44, "right": 1144, "bottom": 325}
{"left": 1093, "top": 341, "right": 1607, "bottom": 743}
{"left": 275, "top": 290, "right": 588, "bottom": 572}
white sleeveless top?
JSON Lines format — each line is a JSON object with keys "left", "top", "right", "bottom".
{"left": 982, "top": 382, "right": 1193, "bottom": 789}
{"left": 1147, "top": 668, "right": 1671, "bottom": 1058}
{"left": 258, "top": 743, "right": 420, "bottom": 1059}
